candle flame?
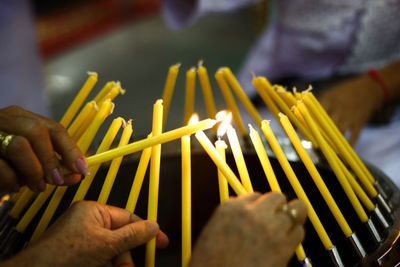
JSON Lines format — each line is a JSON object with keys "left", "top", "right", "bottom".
{"left": 188, "top": 113, "right": 199, "bottom": 125}
{"left": 216, "top": 110, "right": 232, "bottom": 137}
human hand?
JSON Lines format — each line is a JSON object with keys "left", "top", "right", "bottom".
{"left": 0, "top": 105, "right": 87, "bottom": 192}
{"left": 319, "top": 75, "right": 383, "bottom": 145}
{"left": 189, "top": 192, "right": 307, "bottom": 267}
{"left": 4, "top": 201, "right": 169, "bottom": 267}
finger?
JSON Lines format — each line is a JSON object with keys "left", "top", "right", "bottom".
{"left": 288, "top": 225, "right": 305, "bottom": 248}
{"left": 0, "top": 159, "right": 19, "bottom": 192}
{"left": 156, "top": 231, "right": 169, "bottom": 249}
{"left": 349, "top": 120, "right": 365, "bottom": 146}
{"left": 228, "top": 192, "right": 261, "bottom": 206}
{"left": 287, "top": 199, "right": 308, "bottom": 226}
{"left": 6, "top": 136, "right": 46, "bottom": 192}
{"left": 252, "top": 192, "right": 287, "bottom": 211}
{"left": 48, "top": 122, "right": 88, "bottom": 176}
{"left": 111, "top": 220, "right": 159, "bottom": 252}
{"left": 112, "top": 251, "right": 135, "bottom": 267}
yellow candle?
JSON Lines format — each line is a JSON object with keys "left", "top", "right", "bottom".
{"left": 72, "top": 118, "right": 124, "bottom": 204}
{"left": 297, "top": 102, "right": 369, "bottom": 223}
{"left": 97, "top": 82, "right": 126, "bottom": 105}
{"left": 162, "top": 63, "right": 181, "bottom": 126}
{"left": 256, "top": 77, "right": 317, "bottom": 146}
{"left": 261, "top": 120, "right": 333, "bottom": 250}
{"left": 215, "top": 69, "right": 247, "bottom": 136}
{"left": 184, "top": 67, "right": 197, "bottom": 124}
{"left": 30, "top": 100, "right": 114, "bottom": 241}
{"left": 9, "top": 188, "right": 35, "bottom": 218}
{"left": 226, "top": 125, "right": 253, "bottom": 192}
{"left": 303, "top": 93, "right": 377, "bottom": 195}
{"left": 77, "top": 99, "right": 114, "bottom": 153}
{"left": 222, "top": 67, "right": 262, "bottom": 126}
{"left": 248, "top": 124, "right": 308, "bottom": 262}
{"left": 16, "top": 185, "right": 56, "bottom": 232}
{"left": 93, "top": 81, "right": 115, "bottom": 103}
{"left": 276, "top": 86, "right": 297, "bottom": 107}
{"left": 197, "top": 62, "right": 217, "bottom": 119}
{"left": 86, "top": 118, "right": 218, "bottom": 166}
{"left": 252, "top": 77, "right": 281, "bottom": 122}
{"left": 145, "top": 99, "right": 164, "bottom": 267}
{"left": 98, "top": 120, "right": 133, "bottom": 204}
{"left": 216, "top": 139, "right": 229, "bottom": 203}
{"left": 60, "top": 71, "right": 98, "bottom": 127}
{"left": 337, "top": 158, "right": 375, "bottom": 212}
{"left": 181, "top": 133, "right": 191, "bottom": 267}
{"left": 68, "top": 101, "right": 98, "bottom": 141}
{"left": 279, "top": 113, "right": 353, "bottom": 237}
{"left": 125, "top": 146, "right": 152, "bottom": 213}
{"left": 195, "top": 130, "right": 247, "bottom": 196}
{"left": 248, "top": 125, "right": 281, "bottom": 192}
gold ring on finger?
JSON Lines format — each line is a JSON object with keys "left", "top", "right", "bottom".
{"left": 279, "top": 204, "right": 299, "bottom": 224}
{"left": 0, "top": 132, "right": 15, "bottom": 156}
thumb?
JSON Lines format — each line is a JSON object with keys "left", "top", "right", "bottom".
{"left": 111, "top": 220, "right": 159, "bottom": 252}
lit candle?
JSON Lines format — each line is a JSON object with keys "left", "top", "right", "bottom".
{"left": 30, "top": 100, "right": 114, "bottom": 240}
{"left": 303, "top": 93, "right": 377, "bottom": 196}
{"left": 125, "top": 145, "right": 152, "bottom": 213}
{"left": 184, "top": 67, "right": 197, "bottom": 124}
{"left": 215, "top": 69, "right": 247, "bottom": 136}
{"left": 279, "top": 113, "right": 353, "bottom": 238}
{"left": 195, "top": 130, "right": 247, "bottom": 196}
{"left": 248, "top": 124, "right": 308, "bottom": 262}
{"left": 297, "top": 102, "right": 369, "bottom": 223}
{"left": 226, "top": 124, "right": 253, "bottom": 193}
{"left": 222, "top": 67, "right": 262, "bottom": 126}
{"left": 146, "top": 100, "right": 164, "bottom": 267}
{"left": 93, "top": 81, "right": 115, "bottom": 103}
{"left": 60, "top": 71, "right": 98, "bottom": 127}
{"left": 86, "top": 118, "right": 218, "bottom": 166}
{"left": 197, "top": 61, "right": 217, "bottom": 119}
{"left": 181, "top": 116, "right": 197, "bottom": 267}
{"left": 98, "top": 120, "right": 133, "bottom": 204}
{"left": 162, "top": 63, "right": 181, "bottom": 126}
{"left": 72, "top": 118, "right": 124, "bottom": 204}
{"left": 256, "top": 76, "right": 317, "bottom": 147}
{"left": 215, "top": 111, "right": 232, "bottom": 203}
{"left": 68, "top": 101, "right": 98, "bottom": 141}
{"left": 261, "top": 119, "right": 334, "bottom": 250}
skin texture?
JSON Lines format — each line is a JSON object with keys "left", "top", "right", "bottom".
{"left": 1, "top": 201, "right": 169, "bottom": 267}
{"left": 190, "top": 192, "right": 307, "bottom": 267}
{"left": 0, "top": 105, "right": 87, "bottom": 192}
{"left": 319, "top": 60, "right": 400, "bottom": 145}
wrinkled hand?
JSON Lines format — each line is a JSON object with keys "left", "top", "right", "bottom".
{"left": 319, "top": 75, "right": 383, "bottom": 145}
{"left": 0, "top": 105, "right": 87, "bottom": 192}
{"left": 4, "top": 201, "right": 169, "bottom": 267}
{"left": 190, "top": 192, "right": 307, "bottom": 267}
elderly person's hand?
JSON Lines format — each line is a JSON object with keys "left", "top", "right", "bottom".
{"left": 1, "top": 201, "right": 169, "bottom": 267}
{"left": 0, "top": 105, "right": 87, "bottom": 192}
{"left": 190, "top": 192, "right": 307, "bottom": 267}
{"left": 319, "top": 75, "right": 383, "bottom": 145}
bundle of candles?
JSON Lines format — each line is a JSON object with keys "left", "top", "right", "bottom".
{"left": 0, "top": 63, "right": 398, "bottom": 267}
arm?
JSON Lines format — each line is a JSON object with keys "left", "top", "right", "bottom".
{"left": 319, "top": 60, "right": 400, "bottom": 145}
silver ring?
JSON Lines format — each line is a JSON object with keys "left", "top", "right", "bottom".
{"left": 279, "top": 204, "right": 299, "bottom": 224}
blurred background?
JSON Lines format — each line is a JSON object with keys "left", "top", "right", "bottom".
{"left": 32, "top": 0, "right": 265, "bottom": 137}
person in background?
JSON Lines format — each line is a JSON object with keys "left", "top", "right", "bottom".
{"left": 162, "top": 0, "right": 400, "bottom": 183}
{"left": 0, "top": 105, "right": 307, "bottom": 267}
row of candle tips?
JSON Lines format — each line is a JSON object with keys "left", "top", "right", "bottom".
{"left": 1, "top": 64, "right": 394, "bottom": 267}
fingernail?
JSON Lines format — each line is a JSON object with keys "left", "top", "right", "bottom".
{"left": 146, "top": 221, "right": 159, "bottom": 234}
{"left": 37, "top": 180, "right": 47, "bottom": 192}
{"left": 75, "top": 158, "right": 89, "bottom": 176}
{"left": 52, "top": 168, "right": 64, "bottom": 185}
